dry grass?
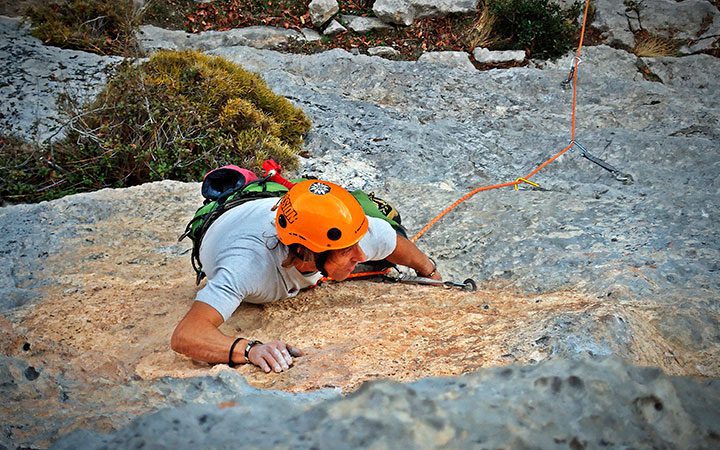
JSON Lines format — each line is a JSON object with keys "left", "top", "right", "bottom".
{"left": 465, "top": 6, "right": 497, "bottom": 49}
{"left": 633, "top": 33, "right": 679, "bottom": 57}
{"left": 24, "top": 0, "right": 146, "bottom": 57}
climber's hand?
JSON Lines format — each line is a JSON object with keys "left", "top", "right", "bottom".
{"left": 247, "top": 340, "right": 304, "bottom": 373}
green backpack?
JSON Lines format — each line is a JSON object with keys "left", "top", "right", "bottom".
{"left": 179, "top": 171, "right": 407, "bottom": 284}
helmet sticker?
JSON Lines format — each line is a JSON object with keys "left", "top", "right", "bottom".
{"left": 279, "top": 196, "right": 298, "bottom": 224}
{"left": 309, "top": 182, "right": 331, "bottom": 195}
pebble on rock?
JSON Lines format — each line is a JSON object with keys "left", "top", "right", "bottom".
{"left": 368, "top": 46, "right": 401, "bottom": 58}
{"left": 418, "top": 51, "right": 475, "bottom": 70}
{"left": 309, "top": 0, "right": 340, "bottom": 27}
{"left": 323, "top": 20, "right": 347, "bottom": 36}
{"left": 473, "top": 47, "right": 526, "bottom": 63}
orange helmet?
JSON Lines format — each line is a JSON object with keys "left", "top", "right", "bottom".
{"left": 275, "top": 180, "right": 368, "bottom": 253}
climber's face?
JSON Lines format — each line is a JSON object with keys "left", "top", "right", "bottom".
{"left": 323, "top": 243, "right": 367, "bottom": 280}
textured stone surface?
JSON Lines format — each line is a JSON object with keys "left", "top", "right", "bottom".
{"left": 418, "top": 50, "right": 475, "bottom": 70}
{"left": 473, "top": 47, "right": 526, "bottom": 63}
{"left": 309, "top": 0, "right": 339, "bottom": 27}
{"left": 52, "top": 358, "right": 720, "bottom": 449}
{"left": 372, "top": 0, "right": 415, "bottom": 26}
{"left": 368, "top": 45, "right": 401, "bottom": 58}
{"left": 136, "top": 24, "right": 305, "bottom": 53}
{"left": 2, "top": 17, "right": 720, "bottom": 450}
{"left": 0, "top": 16, "right": 121, "bottom": 143}
{"left": 373, "top": 0, "right": 478, "bottom": 26}
{"left": 323, "top": 19, "right": 347, "bottom": 35}
{"left": 0, "top": 177, "right": 717, "bottom": 448}
{"left": 340, "top": 14, "right": 393, "bottom": 33}
{"left": 301, "top": 28, "right": 322, "bottom": 42}
{"left": 592, "top": 0, "right": 720, "bottom": 52}
{"left": 199, "top": 44, "right": 719, "bottom": 304}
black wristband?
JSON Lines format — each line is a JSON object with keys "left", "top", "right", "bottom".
{"left": 228, "top": 337, "right": 245, "bottom": 368}
{"left": 418, "top": 257, "right": 437, "bottom": 278}
{"left": 244, "top": 340, "right": 263, "bottom": 362}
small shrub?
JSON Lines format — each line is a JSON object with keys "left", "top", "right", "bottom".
{"left": 1, "top": 51, "right": 311, "bottom": 204}
{"left": 24, "top": 0, "right": 142, "bottom": 56}
{"left": 487, "top": 0, "right": 581, "bottom": 59}
{"left": 0, "top": 136, "right": 54, "bottom": 204}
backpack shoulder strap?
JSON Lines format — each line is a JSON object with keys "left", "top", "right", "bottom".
{"left": 181, "top": 180, "right": 292, "bottom": 285}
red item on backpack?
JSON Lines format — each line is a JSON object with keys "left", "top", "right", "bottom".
{"left": 262, "top": 159, "right": 295, "bottom": 189}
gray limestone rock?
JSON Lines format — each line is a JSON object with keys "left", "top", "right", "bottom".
{"left": 323, "top": 19, "right": 347, "bottom": 36}
{"left": 2, "top": 19, "right": 720, "bottom": 449}
{"left": 368, "top": 45, "right": 401, "bottom": 58}
{"left": 473, "top": 47, "right": 526, "bottom": 63}
{"left": 0, "top": 16, "right": 121, "bottom": 143}
{"left": 642, "top": 53, "right": 719, "bottom": 92}
{"left": 52, "top": 359, "right": 720, "bottom": 449}
{"left": 202, "top": 43, "right": 719, "bottom": 304}
{"left": 137, "top": 24, "right": 305, "bottom": 53}
{"left": 372, "top": 0, "right": 415, "bottom": 26}
{"left": 418, "top": 50, "right": 475, "bottom": 70}
{"left": 373, "top": 0, "right": 478, "bottom": 26}
{"left": 592, "top": 0, "right": 720, "bottom": 53}
{"left": 309, "top": 0, "right": 340, "bottom": 27}
{"left": 340, "top": 14, "right": 394, "bottom": 33}
{"left": 301, "top": 28, "right": 322, "bottom": 42}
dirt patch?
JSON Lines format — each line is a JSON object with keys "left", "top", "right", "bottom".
{"left": 12, "top": 272, "right": 713, "bottom": 395}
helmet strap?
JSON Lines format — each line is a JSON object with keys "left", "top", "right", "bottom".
{"left": 291, "top": 245, "right": 328, "bottom": 276}
{"left": 299, "top": 246, "right": 315, "bottom": 264}
{"left": 315, "top": 251, "right": 330, "bottom": 277}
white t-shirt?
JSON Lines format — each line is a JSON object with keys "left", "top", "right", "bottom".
{"left": 195, "top": 197, "right": 397, "bottom": 321}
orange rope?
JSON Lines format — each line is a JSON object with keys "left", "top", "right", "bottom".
{"left": 411, "top": 0, "right": 593, "bottom": 243}
{"left": 319, "top": 0, "right": 592, "bottom": 283}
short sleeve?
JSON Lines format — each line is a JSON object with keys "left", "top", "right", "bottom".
{"left": 195, "top": 256, "right": 270, "bottom": 322}
{"left": 359, "top": 217, "right": 398, "bottom": 261}
{"left": 194, "top": 267, "right": 245, "bottom": 322}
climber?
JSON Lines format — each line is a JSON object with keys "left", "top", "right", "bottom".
{"left": 171, "top": 179, "right": 441, "bottom": 374}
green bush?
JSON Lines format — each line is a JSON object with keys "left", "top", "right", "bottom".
{"left": 487, "top": 0, "right": 580, "bottom": 59}
{"left": 0, "top": 50, "right": 311, "bottom": 204}
{"left": 24, "top": 0, "right": 142, "bottom": 56}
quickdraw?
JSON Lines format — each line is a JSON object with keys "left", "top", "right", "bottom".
{"left": 573, "top": 141, "right": 634, "bottom": 185}
{"left": 381, "top": 270, "right": 477, "bottom": 292}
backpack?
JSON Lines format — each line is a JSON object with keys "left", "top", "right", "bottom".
{"left": 179, "top": 165, "right": 407, "bottom": 284}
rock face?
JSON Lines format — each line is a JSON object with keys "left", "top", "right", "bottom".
{"left": 373, "top": 0, "right": 478, "bottom": 26}
{"left": 137, "top": 24, "right": 307, "bottom": 53}
{"left": 309, "top": 0, "right": 339, "bottom": 27}
{"left": 340, "top": 14, "right": 393, "bottom": 33}
{"left": 2, "top": 12, "right": 720, "bottom": 450}
{"left": 3, "top": 178, "right": 716, "bottom": 448}
{"left": 368, "top": 45, "right": 401, "bottom": 58}
{"left": 473, "top": 47, "right": 526, "bottom": 63}
{"left": 52, "top": 358, "right": 720, "bottom": 449}
{"left": 592, "top": 0, "right": 720, "bottom": 53}
{"left": 323, "top": 19, "right": 347, "bottom": 35}
{"left": 418, "top": 50, "right": 475, "bottom": 70}
{"left": 0, "top": 16, "right": 121, "bottom": 143}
